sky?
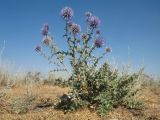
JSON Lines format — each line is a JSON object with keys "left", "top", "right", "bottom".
{"left": 0, "top": 0, "right": 160, "bottom": 76}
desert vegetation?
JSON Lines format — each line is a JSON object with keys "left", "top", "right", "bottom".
{"left": 0, "top": 62, "right": 160, "bottom": 120}
{"left": 0, "top": 6, "right": 160, "bottom": 120}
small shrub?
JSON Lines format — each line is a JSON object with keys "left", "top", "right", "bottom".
{"left": 53, "top": 62, "right": 144, "bottom": 116}
{"left": 35, "top": 6, "right": 143, "bottom": 116}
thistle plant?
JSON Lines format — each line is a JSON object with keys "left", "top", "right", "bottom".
{"left": 35, "top": 6, "right": 143, "bottom": 115}
{"left": 35, "top": 6, "right": 111, "bottom": 82}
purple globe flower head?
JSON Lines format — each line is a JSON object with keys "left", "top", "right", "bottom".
{"left": 94, "top": 37, "right": 104, "bottom": 48}
{"left": 85, "top": 11, "right": 92, "bottom": 18}
{"left": 41, "top": 28, "right": 48, "bottom": 36}
{"left": 106, "top": 47, "right": 112, "bottom": 53}
{"left": 85, "top": 12, "right": 92, "bottom": 22}
{"left": 43, "top": 23, "right": 49, "bottom": 31}
{"left": 60, "top": 7, "right": 74, "bottom": 21}
{"left": 67, "top": 21, "right": 74, "bottom": 28}
{"left": 81, "top": 33, "right": 89, "bottom": 40}
{"left": 41, "top": 23, "right": 49, "bottom": 36}
{"left": 88, "top": 16, "right": 101, "bottom": 28}
{"left": 35, "top": 45, "right": 42, "bottom": 52}
{"left": 43, "top": 36, "right": 52, "bottom": 46}
{"left": 70, "top": 23, "right": 81, "bottom": 35}
{"left": 96, "top": 29, "right": 100, "bottom": 34}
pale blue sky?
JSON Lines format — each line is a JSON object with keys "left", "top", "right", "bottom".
{"left": 0, "top": 0, "right": 160, "bottom": 76}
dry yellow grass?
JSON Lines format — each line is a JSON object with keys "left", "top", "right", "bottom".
{"left": 0, "top": 84, "right": 160, "bottom": 120}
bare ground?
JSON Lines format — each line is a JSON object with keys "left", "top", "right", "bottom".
{"left": 0, "top": 84, "right": 159, "bottom": 120}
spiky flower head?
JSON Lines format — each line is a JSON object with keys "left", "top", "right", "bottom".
{"left": 94, "top": 37, "right": 104, "bottom": 48}
{"left": 81, "top": 33, "right": 89, "bottom": 40}
{"left": 70, "top": 23, "right": 81, "bottom": 35}
{"left": 85, "top": 12, "right": 92, "bottom": 18}
{"left": 35, "top": 45, "right": 42, "bottom": 52}
{"left": 42, "top": 36, "right": 52, "bottom": 46}
{"left": 41, "top": 23, "right": 49, "bottom": 36}
{"left": 60, "top": 7, "right": 74, "bottom": 21}
{"left": 67, "top": 21, "right": 74, "bottom": 28}
{"left": 88, "top": 16, "right": 100, "bottom": 28}
{"left": 106, "top": 47, "right": 112, "bottom": 53}
{"left": 96, "top": 29, "right": 100, "bottom": 34}
{"left": 85, "top": 12, "right": 92, "bottom": 22}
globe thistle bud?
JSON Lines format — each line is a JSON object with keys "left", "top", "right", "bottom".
{"left": 70, "top": 23, "right": 81, "bottom": 35}
{"left": 42, "top": 36, "right": 52, "bottom": 46}
{"left": 35, "top": 45, "right": 42, "bottom": 52}
{"left": 81, "top": 33, "right": 89, "bottom": 40}
{"left": 106, "top": 47, "right": 112, "bottom": 53}
{"left": 94, "top": 37, "right": 104, "bottom": 48}
{"left": 96, "top": 29, "right": 100, "bottom": 34}
{"left": 60, "top": 7, "right": 74, "bottom": 21}
{"left": 67, "top": 21, "right": 74, "bottom": 28}
{"left": 88, "top": 16, "right": 100, "bottom": 28}
{"left": 41, "top": 23, "right": 49, "bottom": 36}
{"left": 85, "top": 12, "right": 92, "bottom": 17}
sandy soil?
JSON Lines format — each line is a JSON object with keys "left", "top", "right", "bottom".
{"left": 0, "top": 84, "right": 159, "bottom": 120}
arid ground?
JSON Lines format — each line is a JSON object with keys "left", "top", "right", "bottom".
{"left": 0, "top": 81, "right": 160, "bottom": 120}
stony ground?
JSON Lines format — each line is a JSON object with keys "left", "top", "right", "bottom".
{"left": 0, "top": 84, "right": 160, "bottom": 120}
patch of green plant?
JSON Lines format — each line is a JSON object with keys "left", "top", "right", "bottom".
{"left": 123, "top": 99, "right": 144, "bottom": 110}
{"left": 55, "top": 63, "right": 144, "bottom": 115}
